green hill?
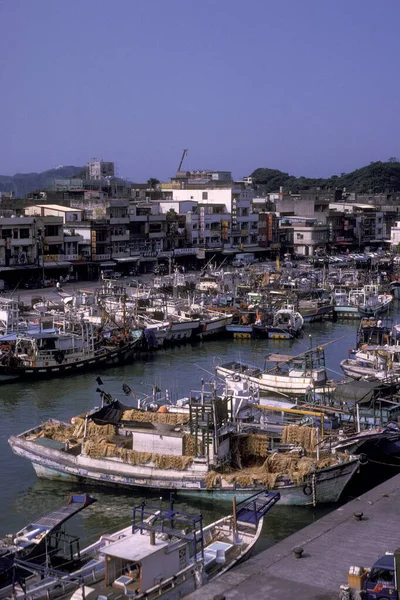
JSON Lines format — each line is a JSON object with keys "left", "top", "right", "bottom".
{"left": 250, "top": 160, "right": 400, "bottom": 194}
{"left": 0, "top": 166, "right": 84, "bottom": 198}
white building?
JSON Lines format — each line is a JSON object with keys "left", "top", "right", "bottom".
{"left": 391, "top": 221, "right": 400, "bottom": 247}
{"left": 160, "top": 185, "right": 258, "bottom": 248}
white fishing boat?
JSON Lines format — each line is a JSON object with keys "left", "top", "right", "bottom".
{"left": 333, "top": 288, "right": 361, "bottom": 318}
{"left": 253, "top": 304, "right": 303, "bottom": 339}
{"left": 8, "top": 376, "right": 359, "bottom": 507}
{"left": 215, "top": 347, "right": 329, "bottom": 396}
{"left": 7, "top": 492, "right": 280, "bottom": 600}
{"left": 340, "top": 346, "right": 400, "bottom": 381}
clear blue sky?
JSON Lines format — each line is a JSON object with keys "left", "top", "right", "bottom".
{"left": 0, "top": 0, "right": 399, "bottom": 181}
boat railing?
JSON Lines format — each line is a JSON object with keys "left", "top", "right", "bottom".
{"left": 137, "top": 562, "right": 201, "bottom": 600}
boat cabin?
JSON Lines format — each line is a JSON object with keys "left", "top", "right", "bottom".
{"left": 103, "top": 532, "right": 189, "bottom": 595}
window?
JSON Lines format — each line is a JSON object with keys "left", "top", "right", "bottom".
{"left": 20, "top": 229, "right": 30, "bottom": 239}
{"left": 1, "top": 229, "right": 11, "bottom": 240}
{"left": 45, "top": 225, "right": 60, "bottom": 237}
{"left": 202, "top": 192, "right": 208, "bottom": 200}
{"left": 192, "top": 224, "right": 198, "bottom": 229}
{"left": 296, "top": 233, "right": 304, "bottom": 240}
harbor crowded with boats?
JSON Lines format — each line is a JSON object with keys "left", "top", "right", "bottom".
{"left": 2, "top": 251, "right": 400, "bottom": 599}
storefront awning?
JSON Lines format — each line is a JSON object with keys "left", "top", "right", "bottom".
{"left": 43, "top": 262, "right": 71, "bottom": 268}
{"left": 114, "top": 257, "right": 140, "bottom": 262}
{"left": 99, "top": 261, "right": 116, "bottom": 267}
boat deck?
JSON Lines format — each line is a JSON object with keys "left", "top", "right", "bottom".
{"left": 187, "top": 473, "right": 400, "bottom": 600}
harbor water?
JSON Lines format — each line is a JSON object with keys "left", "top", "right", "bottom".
{"left": 0, "top": 315, "right": 397, "bottom": 554}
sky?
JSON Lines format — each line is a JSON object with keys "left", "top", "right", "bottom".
{"left": 0, "top": 0, "right": 399, "bottom": 182}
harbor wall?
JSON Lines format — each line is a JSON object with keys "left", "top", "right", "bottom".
{"left": 188, "top": 473, "right": 400, "bottom": 600}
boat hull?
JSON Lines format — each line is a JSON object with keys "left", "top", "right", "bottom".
{"left": 9, "top": 436, "right": 359, "bottom": 506}
{"left": 0, "top": 337, "right": 144, "bottom": 383}
{"left": 215, "top": 365, "right": 325, "bottom": 395}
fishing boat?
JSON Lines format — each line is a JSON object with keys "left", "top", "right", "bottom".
{"left": 356, "top": 285, "right": 392, "bottom": 317}
{"left": 253, "top": 304, "right": 303, "bottom": 340}
{"left": 334, "top": 423, "right": 400, "bottom": 460}
{"left": 0, "top": 494, "right": 96, "bottom": 592}
{"left": 0, "top": 319, "right": 145, "bottom": 383}
{"left": 333, "top": 288, "right": 361, "bottom": 318}
{"left": 7, "top": 491, "right": 279, "bottom": 600}
{"left": 215, "top": 346, "right": 329, "bottom": 396}
{"left": 8, "top": 378, "right": 360, "bottom": 507}
{"left": 297, "top": 292, "right": 334, "bottom": 323}
{"left": 340, "top": 346, "right": 400, "bottom": 381}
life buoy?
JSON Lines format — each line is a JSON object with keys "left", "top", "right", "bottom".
{"left": 303, "top": 484, "right": 313, "bottom": 496}
{"left": 233, "top": 374, "right": 241, "bottom": 382}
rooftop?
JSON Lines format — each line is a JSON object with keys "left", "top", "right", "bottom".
{"left": 103, "top": 531, "right": 168, "bottom": 561}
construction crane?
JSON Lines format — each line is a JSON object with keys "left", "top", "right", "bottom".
{"left": 177, "top": 149, "right": 188, "bottom": 173}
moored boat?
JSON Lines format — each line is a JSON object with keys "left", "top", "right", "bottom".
{"left": 7, "top": 491, "right": 280, "bottom": 600}
{"left": 215, "top": 346, "right": 329, "bottom": 396}
{"left": 8, "top": 378, "right": 359, "bottom": 507}
{"left": 0, "top": 320, "right": 145, "bottom": 383}
{"left": 0, "top": 494, "right": 96, "bottom": 593}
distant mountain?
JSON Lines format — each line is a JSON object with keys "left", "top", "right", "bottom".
{"left": 250, "top": 160, "right": 400, "bottom": 194}
{"left": 0, "top": 166, "right": 84, "bottom": 198}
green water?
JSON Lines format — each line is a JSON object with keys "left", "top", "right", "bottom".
{"left": 0, "top": 316, "right": 396, "bottom": 551}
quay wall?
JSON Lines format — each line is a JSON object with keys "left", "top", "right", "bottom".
{"left": 188, "top": 473, "right": 400, "bottom": 600}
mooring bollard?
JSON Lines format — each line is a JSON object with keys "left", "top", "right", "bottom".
{"left": 293, "top": 546, "right": 304, "bottom": 559}
{"left": 354, "top": 512, "right": 364, "bottom": 521}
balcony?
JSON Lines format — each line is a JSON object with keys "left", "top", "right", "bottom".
{"left": 10, "top": 237, "right": 34, "bottom": 246}
{"left": 44, "top": 235, "right": 64, "bottom": 244}
{"left": 111, "top": 233, "right": 130, "bottom": 242}
{"left": 110, "top": 217, "right": 129, "bottom": 225}
{"left": 149, "top": 232, "right": 166, "bottom": 239}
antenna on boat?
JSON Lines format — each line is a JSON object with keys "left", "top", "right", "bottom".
{"left": 309, "top": 334, "right": 312, "bottom": 350}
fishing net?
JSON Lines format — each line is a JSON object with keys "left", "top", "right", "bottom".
{"left": 204, "top": 453, "right": 348, "bottom": 489}
{"left": 238, "top": 434, "right": 269, "bottom": 458}
{"left": 121, "top": 409, "right": 190, "bottom": 425}
{"left": 83, "top": 441, "right": 193, "bottom": 470}
{"left": 183, "top": 433, "right": 200, "bottom": 457}
{"left": 35, "top": 422, "right": 75, "bottom": 443}
{"left": 281, "top": 425, "right": 317, "bottom": 452}
{"left": 72, "top": 418, "right": 116, "bottom": 440}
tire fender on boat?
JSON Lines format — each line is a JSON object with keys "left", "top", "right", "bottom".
{"left": 358, "top": 453, "right": 368, "bottom": 465}
{"left": 54, "top": 351, "right": 65, "bottom": 364}
{"left": 303, "top": 484, "right": 313, "bottom": 496}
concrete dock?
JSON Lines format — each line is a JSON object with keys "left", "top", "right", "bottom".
{"left": 188, "top": 473, "right": 400, "bottom": 600}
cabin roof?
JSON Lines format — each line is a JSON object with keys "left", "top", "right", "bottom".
{"left": 265, "top": 353, "right": 294, "bottom": 363}
{"left": 103, "top": 532, "right": 168, "bottom": 561}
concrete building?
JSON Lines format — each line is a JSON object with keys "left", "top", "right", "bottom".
{"left": 160, "top": 184, "right": 258, "bottom": 249}
{"left": 0, "top": 215, "right": 66, "bottom": 275}
{"left": 280, "top": 217, "right": 328, "bottom": 256}
{"left": 88, "top": 161, "right": 115, "bottom": 180}
{"left": 391, "top": 221, "right": 400, "bottom": 248}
